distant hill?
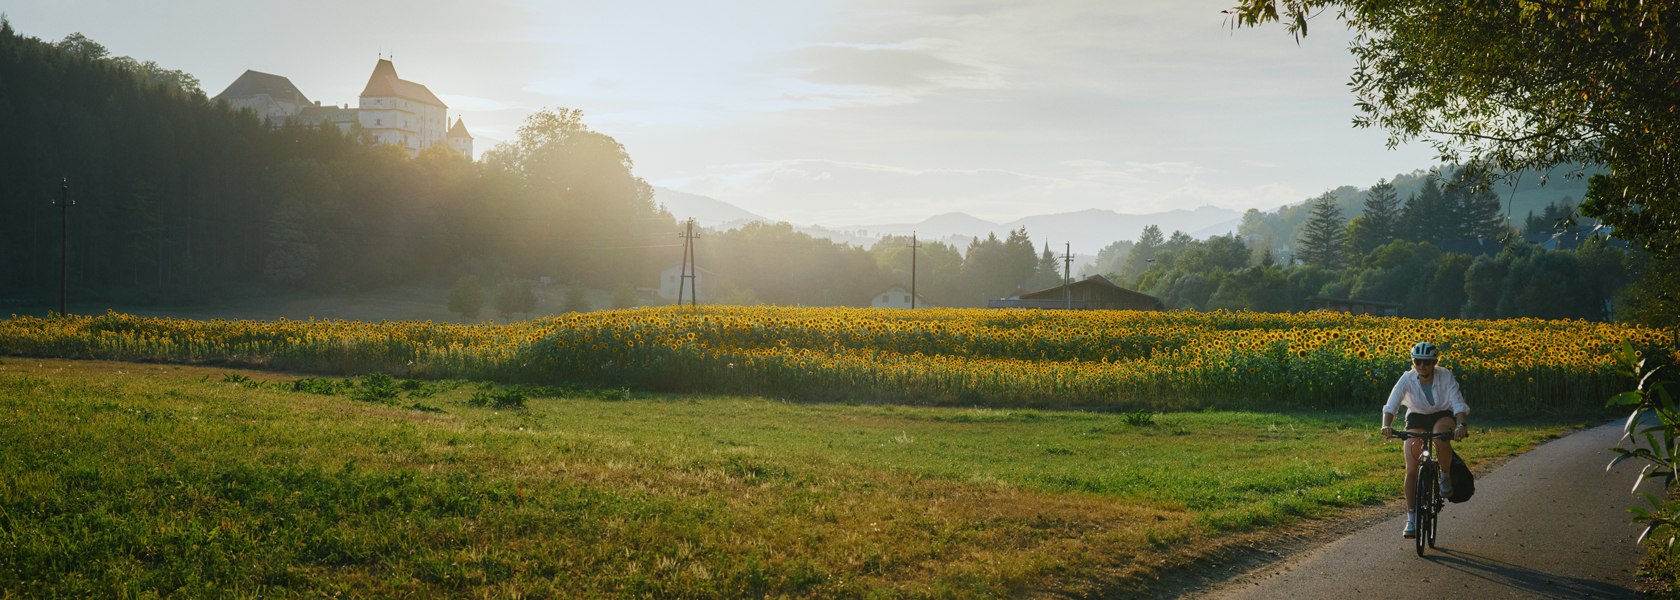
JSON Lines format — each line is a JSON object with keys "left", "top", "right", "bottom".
{"left": 653, "top": 187, "right": 1243, "bottom": 256}
{"left": 653, "top": 187, "right": 768, "bottom": 228}
{"left": 657, "top": 163, "right": 1591, "bottom": 261}
{"left": 822, "top": 206, "right": 1240, "bottom": 257}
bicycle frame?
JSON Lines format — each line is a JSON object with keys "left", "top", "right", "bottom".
{"left": 1392, "top": 430, "right": 1453, "bottom": 556}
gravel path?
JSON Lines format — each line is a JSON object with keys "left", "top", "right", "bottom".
{"left": 1195, "top": 421, "right": 1661, "bottom": 599}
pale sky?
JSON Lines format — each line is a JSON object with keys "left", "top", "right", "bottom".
{"left": 5, "top": 0, "right": 1439, "bottom": 226}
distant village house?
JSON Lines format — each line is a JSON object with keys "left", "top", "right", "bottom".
{"left": 1304, "top": 296, "right": 1402, "bottom": 317}
{"left": 870, "top": 284, "right": 931, "bottom": 309}
{"left": 988, "top": 275, "right": 1163, "bottom": 311}
{"left": 659, "top": 265, "right": 713, "bottom": 302}
{"left": 213, "top": 59, "right": 472, "bottom": 158}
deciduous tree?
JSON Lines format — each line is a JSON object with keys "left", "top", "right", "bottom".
{"left": 1228, "top": 0, "right": 1680, "bottom": 264}
{"left": 498, "top": 280, "right": 540, "bottom": 317}
{"left": 447, "top": 276, "right": 484, "bottom": 320}
{"left": 1120, "top": 225, "right": 1165, "bottom": 285}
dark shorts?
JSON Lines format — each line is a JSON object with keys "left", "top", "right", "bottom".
{"left": 1405, "top": 410, "right": 1456, "bottom": 431}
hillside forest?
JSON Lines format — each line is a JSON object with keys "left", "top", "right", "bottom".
{"left": 0, "top": 22, "right": 1664, "bottom": 324}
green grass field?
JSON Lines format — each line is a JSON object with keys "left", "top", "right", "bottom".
{"left": 0, "top": 359, "right": 1584, "bottom": 597}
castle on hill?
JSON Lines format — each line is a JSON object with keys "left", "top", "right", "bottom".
{"left": 213, "top": 58, "right": 472, "bottom": 158}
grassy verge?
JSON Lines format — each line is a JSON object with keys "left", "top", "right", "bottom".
{"left": 0, "top": 359, "right": 1584, "bottom": 597}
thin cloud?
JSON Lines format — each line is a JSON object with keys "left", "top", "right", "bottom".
{"left": 760, "top": 38, "right": 1008, "bottom": 111}
{"left": 435, "top": 94, "right": 529, "bottom": 113}
{"left": 669, "top": 159, "right": 1147, "bottom": 224}
{"left": 784, "top": 39, "right": 1006, "bottom": 90}
{"left": 1125, "top": 161, "right": 1209, "bottom": 176}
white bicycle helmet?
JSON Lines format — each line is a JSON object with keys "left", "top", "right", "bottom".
{"left": 1410, "top": 341, "right": 1440, "bottom": 360}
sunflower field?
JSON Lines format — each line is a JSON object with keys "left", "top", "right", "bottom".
{"left": 1, "top": 307, "right": 1670, "bottom": 414}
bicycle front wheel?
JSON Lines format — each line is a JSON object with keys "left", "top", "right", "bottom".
{"left": 1414, "top": 461, "right": 1437, "bottom": 557}
{"left": 1428, "top": 478, "right": 1441, "bottom": 548}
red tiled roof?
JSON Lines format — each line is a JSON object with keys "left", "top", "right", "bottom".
{"left": 359, "top": 59, "right": 447, "bottom": 108}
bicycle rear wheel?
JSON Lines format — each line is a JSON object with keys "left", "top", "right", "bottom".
{"left": 1414, "top": 461, "right": 1437, "bottom": 557}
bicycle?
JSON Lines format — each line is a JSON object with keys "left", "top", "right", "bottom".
{"left": 1390, "top": 430, "right": 1454, "bottom": 556}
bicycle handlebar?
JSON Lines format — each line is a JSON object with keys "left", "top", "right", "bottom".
{"left": 1388, "top": 430, "right": 1454, "bottom": 440}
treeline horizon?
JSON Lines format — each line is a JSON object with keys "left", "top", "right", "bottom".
{"left": 1077, "top": 163, "right": 1651, "bottom": 321}
{"left": 0, "top": 23, "right": 678, "bottom": 308}
{"left": 0, "top": 23, "right": 1658, "bottom": 322}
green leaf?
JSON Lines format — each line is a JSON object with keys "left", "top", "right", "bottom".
{"left": 1617, "top": 341, "right": 1639, "bottom": 372}
{"left": 1609, "top": 451, "right": 1638, "bottom": 471}
{"left": 1626, "top": 408, "right": 1648, "bottom": 439}
{"left": 1639, "top": 491, "right": 1667, "bottom": 509}
{"left": 1639, "top": 363, "right": 1672, "bottom": 392}
{"left": 1609, "top": 391, "right": 1644, "bottom": 407}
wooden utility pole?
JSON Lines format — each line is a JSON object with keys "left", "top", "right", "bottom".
{"left": 52, "top": 178, "right": 73, "bottom": 317}
{"left": 1062, "top": 242, "right": 1074, "bottom": 310}
{"left": 910, "top": 231, "right": 921, "bottom": 309}
{"left": 676, "top": 218, "right": 700, "bottom": 306}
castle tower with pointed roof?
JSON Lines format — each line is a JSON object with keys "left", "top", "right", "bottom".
{"left": 357, "top": 58, "right": 451, "bottom": 157}
{"left": 447, "top": 117, "right": 473, "bottom": 157}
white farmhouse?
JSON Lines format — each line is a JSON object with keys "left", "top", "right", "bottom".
{"left": 870, "top": 284, "right": 930, "bottom": 309}
{"left": 659, "top": 266, "right": 712, "bottom": 302}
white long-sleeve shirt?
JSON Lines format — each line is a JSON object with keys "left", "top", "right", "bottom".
{"left": 1382, "top": 367, "right": 1469, "bottom": 416}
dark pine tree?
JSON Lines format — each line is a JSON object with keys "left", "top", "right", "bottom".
{"left": 1296, "top": 192, "right": 1348, "bottom": 270}
{"left": 1399, "top": 177, "right": 1447, "bottom": 245}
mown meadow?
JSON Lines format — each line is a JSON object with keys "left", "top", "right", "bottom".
{"left": 2, "top": 359, "right": 1582, "bottom": 597}
{"left": 1, "top": 308, "right": 1670, "bottom": 595}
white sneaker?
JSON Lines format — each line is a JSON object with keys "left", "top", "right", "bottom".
{"left": 1402, "top": 516, "right": 1417, "bottom": 538}
{"left": 1438, "top": 471, "right": 1454, "bottom": 497}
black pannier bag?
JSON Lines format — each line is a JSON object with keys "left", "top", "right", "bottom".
{"left": 1448, "top": 452, "right": 1475, "bottom": 503}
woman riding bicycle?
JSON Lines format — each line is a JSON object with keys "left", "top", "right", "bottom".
{"left": 1380, "top": 342, "right": 1469, "bottom": 539}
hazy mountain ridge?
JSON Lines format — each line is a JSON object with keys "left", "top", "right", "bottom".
{"left": 653, "top": 187, "right": 768, "bottom": 227}
{"left": 655, "top": 187, "right": 1240, "bottom": 256}
{"left": 660, "top": 163, "right": 1599, "bottom": 258}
